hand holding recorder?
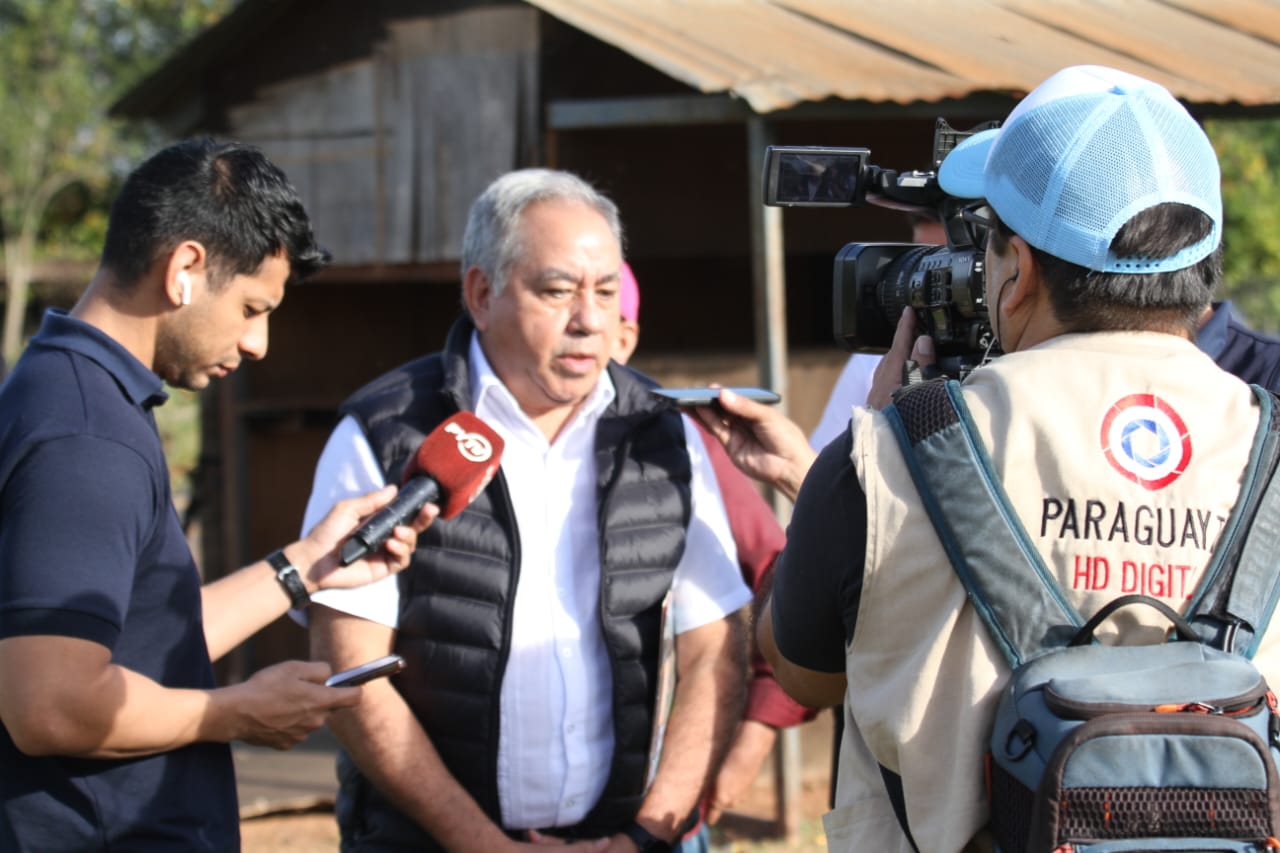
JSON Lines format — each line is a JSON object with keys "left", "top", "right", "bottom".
{"left": 280, "top": 486, "right": 434, "bottom": 602}
{"left": 681, "top": 387, "right": 816, "bottom": 503}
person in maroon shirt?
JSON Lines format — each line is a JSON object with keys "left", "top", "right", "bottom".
{"left": 613, "top": 262, "right": 817, "bottom": 826}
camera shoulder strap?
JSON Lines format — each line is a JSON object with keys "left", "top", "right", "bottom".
{"left": 1183, "top": 386, "right": 1280, "bottom": 657}
{"left": 884, "top": 378, "right": 1079, "bottom": 667}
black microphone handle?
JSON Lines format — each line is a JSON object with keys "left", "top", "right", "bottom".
{"left": 339, "top": 476, "right": 440, "bottom": 566}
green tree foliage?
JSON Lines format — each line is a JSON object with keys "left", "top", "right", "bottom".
{"left": 0, "top": 0, "right": 233, "bottom": 365}
{"left": 1206, "top": 117, "right": 1280, "bottom": 334}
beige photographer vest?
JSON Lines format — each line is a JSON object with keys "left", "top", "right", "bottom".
{"left": 828, "top": 332, "right": 1280, "bottom": 853}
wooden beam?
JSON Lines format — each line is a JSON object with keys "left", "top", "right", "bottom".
{"left": 548, "top": 94, "right": 752, "bottom": 129}
{"left": 545, "top": 92, "right": 1027, "bottom": 131}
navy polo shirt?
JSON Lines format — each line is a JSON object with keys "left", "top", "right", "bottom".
{"left": 0, "top": 310, "right": 238, "bottom": 851}
{"left": 1198, "top": 300, "right": 1280, "bottom": 393}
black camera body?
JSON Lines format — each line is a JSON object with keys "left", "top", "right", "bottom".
{"left": 762, "top": 120, "right": 1000, "bottom": 378}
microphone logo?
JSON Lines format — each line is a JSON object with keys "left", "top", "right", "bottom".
{"left": 445, "top": 421, "right": 494, "bottom": 462}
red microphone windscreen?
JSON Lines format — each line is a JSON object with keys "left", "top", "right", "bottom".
{"left": 405, "top": 412, "right": 504, "bottom": 519}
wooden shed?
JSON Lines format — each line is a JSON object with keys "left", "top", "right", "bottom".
{"left": 113, "top": 0, "right": 1280, "bottom": 679}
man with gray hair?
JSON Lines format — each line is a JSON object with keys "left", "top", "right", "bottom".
{"left": 304, "top": 168, "right": 750, "bottom": 852}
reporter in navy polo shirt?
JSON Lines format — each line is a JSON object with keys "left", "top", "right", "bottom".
{"left": 0, "top": 138, "right": 437, "bottom": 851}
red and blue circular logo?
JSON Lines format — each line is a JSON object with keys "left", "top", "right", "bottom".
{"left": 1100, "top": 394, "right": 1192, "bottom": 491}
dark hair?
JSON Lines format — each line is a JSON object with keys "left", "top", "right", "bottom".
{"left": 100, "top": 137, "right": 331, "bottom": 288}
{"left": 989, "top": 203, "right": 1221, "bottom": 335}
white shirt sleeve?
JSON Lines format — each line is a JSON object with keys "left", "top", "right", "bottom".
{"left": 669, "top": 415, "right": 753, "bottom": 635}
{"left": 810, "top": 352, "right": 882, "bottom": 451}
{"left": 298, "top": 415, "right": 402, "bottom": 628}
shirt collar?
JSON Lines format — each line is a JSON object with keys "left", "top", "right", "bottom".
{"left": 466, "top": 330, "right": 615, "bottom": 436}
{"left": 29, "top": 309, "right": 169, "bottom": 410}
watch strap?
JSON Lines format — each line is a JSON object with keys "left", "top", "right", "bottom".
{"left": 619, "top": 821, "right": 671, "bottom": 853}
{"left": 267, "top": 549, "right": 310, "bottom": 610}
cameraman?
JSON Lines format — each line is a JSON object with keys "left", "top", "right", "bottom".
{"left": 694, "top": 64, "right": 1272, "bottom": 852}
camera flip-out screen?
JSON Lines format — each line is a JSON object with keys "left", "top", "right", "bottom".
{"left": 763, "top": 146, "right": 870, "bottom": 207}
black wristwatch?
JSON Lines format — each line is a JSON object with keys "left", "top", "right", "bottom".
{"left": 267, "top": 549, "right": 310, "bottom": 610}
{"left": 619, "top": 821, "right": 672, "bottom": 853}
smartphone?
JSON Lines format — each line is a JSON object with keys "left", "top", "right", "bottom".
{"left": 650, "top": 386, "right": 782, "bottom": 407}
{"left": 324, "top": 654, "right": 405, "bottom": 687}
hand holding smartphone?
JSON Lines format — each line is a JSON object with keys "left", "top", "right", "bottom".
{"left": 324, "top": 654, "right": 405, "bottom": 687}
{"left": 649, "top": 387, "right": 781, "bottom": 407}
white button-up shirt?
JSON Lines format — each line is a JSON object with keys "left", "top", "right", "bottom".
{"left": 305, "top": 332, "right": 750, "bottom": 829}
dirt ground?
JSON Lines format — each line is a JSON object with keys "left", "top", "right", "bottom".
{"left": 240, "top": 781, "right": 832, "bottom": 852}
{"left": 240, "top": 716, "right": 836, "bottom": 852}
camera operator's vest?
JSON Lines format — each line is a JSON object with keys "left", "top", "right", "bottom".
{"left": 831, "top": 332, "right": 1280, "bottom": 853}
{"left": 335, "top": 319, "right": 692, "bottom": 848}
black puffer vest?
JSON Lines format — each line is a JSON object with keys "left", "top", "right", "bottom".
{"left": 334, "top": 318, "right": 691, "bottom": 849}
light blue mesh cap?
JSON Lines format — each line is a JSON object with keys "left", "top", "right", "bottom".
{"left": 938, "top": 65, "right": 1222, "bottom": 273}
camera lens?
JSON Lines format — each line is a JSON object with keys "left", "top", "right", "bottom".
{"left": 877, "top": 245, "right": 942, "bottom": 323}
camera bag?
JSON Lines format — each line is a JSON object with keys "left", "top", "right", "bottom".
{"left": 883, "top": 378, "right": 1280, "bottom": 853}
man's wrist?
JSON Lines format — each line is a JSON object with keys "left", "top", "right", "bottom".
{"left": 197, "top": 685, "right": 238, "bottom": 744}
{"left": 781, "top": 451, "right": 818, "bottom": 502}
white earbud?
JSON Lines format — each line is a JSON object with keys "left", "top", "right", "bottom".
{"left": 177, "top": 271, "right": 191, "bottom": 306}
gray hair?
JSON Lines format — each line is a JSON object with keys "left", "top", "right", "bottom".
{"left": 460, "top": 168, "right": 623, "bottom": 297}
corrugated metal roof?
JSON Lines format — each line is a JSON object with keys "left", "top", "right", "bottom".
{"left": 525, "top": 0, "right": 1280, "bottom": 112}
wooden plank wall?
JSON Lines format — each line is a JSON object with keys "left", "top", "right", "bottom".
{"left": 226, "top": 5, "right": 540, "bottom": 268}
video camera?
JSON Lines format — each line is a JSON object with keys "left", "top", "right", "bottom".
{"left": 762, "top": 119, "right": 1001, "bottom": 378}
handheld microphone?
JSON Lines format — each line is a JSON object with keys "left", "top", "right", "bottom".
{"left": 339, "top": 412, "right": 504, "bottom": 566}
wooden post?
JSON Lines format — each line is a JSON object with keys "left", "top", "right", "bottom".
{"left": 747, "top": 115, "right": 801, "bottom": 839}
